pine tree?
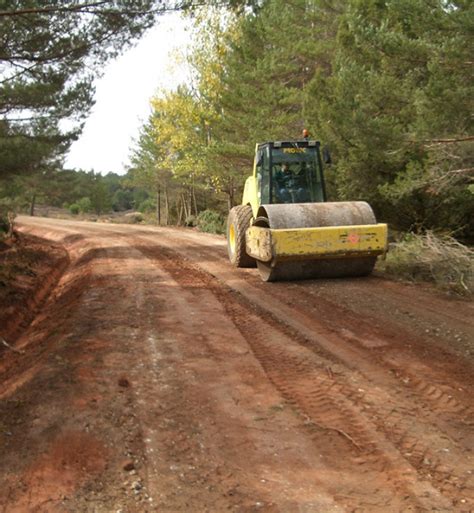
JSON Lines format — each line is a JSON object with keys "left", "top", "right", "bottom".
{"left": 0, "top": 1, "right": 177, "bottom": 177}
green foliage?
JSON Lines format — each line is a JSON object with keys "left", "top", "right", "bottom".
{"left": 308, "top": 0, "right": 474, "bottom": 238}
{"left": 112, "top": 189, "right": 134, "bottom": 212}
{"left": 138, "top": 198, "right": 156, "bottom": 214}
{"left": 378, "top": 142, "right": 474, "bottom": 240}
{"left": 0, "top": 166, "right": 149, "bottom": 219}
{"left": 0, "top": 199, "right": 13, "bottom": 237}
{"left": 77, "top": 197, "right": 92, "bottom": 213}
{"left": 127, "top": 0, "right": 473, "bottom": 247}
{"left": 69, "top": 203, "right": 80, "bottom": 215}
{"left": 89, "top": 178, "right": 111, "bottom": 215}
{"left": 0, "top": 186, "right": 24, "bottom": 237}
{"left": 0, "top": 1, "right": 167, "bottom": 179}
{"left": 197, "top": 209, "right": 225, "bottom": 234}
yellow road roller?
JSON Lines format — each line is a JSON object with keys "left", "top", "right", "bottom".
{"left": 226, "top": 137, "right": 388, "bottom": 281}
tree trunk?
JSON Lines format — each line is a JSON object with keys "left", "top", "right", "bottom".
{"left": 192, "top": 184, "right": 198, "bottom": 217}
{"left": 177, "top": 195, "right": 184, "bottom": 225}
{"left": 182, "top": 193, "right": 190, "bottom": 220}
{"left": 156, "top": 186, "right": 161, "bottom": 225}
{"left": 7, "top": 212, "right": 15, "bottom": 238}
{"left": 164, "top": 185, "right": 169, "bottom": 225}
{"left": 29, "top": 193, "right": 36, "bottom": 216}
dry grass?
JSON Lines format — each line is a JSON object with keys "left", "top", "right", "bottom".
{"left": 378, "top": 231, "right": 474, "bottom": 297}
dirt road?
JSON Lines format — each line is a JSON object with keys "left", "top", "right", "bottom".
{"left": 1, "top": 216, "right": 473, "bottom": 513}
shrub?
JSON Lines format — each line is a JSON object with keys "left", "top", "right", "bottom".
{"left": 0, "top": 214, "right": 9, "bottom": 239}
{"left": 184, "top": 215, "right": 197, "bottom": 227}
{"left": 77, "top": 197, "right": 92, "bottom": 213}
{"left": 378, "top": 231, "right": 474, "bottom": 297}
{"left": 138, "top": 198, "right": 156, "bottom": 213}
{"left": 0, "top": 198, "right": 16, "bottom": 239}
{"left": 124, "top": 212, "right": 143, "bottom": 224}
{"left": 197, "top": 209, "right": 225, "bottom": 234}
{"left": 69, "top": 203, "right": 80, "bottom": 215}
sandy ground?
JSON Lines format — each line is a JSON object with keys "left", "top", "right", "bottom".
{"left": 0, "top": 216, "right": 473, "bottom": 513}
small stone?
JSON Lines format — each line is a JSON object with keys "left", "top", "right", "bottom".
{"left": 123, "top": 460, "right": 135, "bottom": 472}
{"left": 118, "top": 377, "right": 130, "bottom": 388}
{"left": 131, "top": 480, "right": 142, "bottom": 491}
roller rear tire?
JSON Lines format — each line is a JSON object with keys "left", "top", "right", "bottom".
{"left": 226, "top": 205, "right": 256, "bottom": 268}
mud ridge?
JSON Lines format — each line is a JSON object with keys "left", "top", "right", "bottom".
{"left": 0, "top": 236, "right": 97, "bottom": 396}
{"left": 0, "top": 234, "right": 70, "bottom": 350}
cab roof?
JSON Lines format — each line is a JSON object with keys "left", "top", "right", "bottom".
{"left": 257, "top": 140, "right": 320, "bottom": 149}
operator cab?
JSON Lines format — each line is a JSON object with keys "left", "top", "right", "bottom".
{"left": 255, "top": 140, "right": 326, "bottom": 205}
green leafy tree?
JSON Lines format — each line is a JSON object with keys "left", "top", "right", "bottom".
{"left": 308, "top": 0, "right": 473, "bottom": 238}
{"left": 0, "top": 1, "right": 165, "bottom": 177}
{"left": 128, "top": 112, "right": 174, "bottom": 223}
{"left": 89, "top": 176, "right": 112, "bottom": 215}
{"left": 77, "top": 196, "right": 92, "bottom": 213}
{"left": 112, "top": 189, "right": 134, "bottom": 211}
{"left": 128, "top": 0, "right": 473, "bottom": 241}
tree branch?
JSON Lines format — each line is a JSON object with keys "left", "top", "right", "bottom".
{"left": 424, "top": 136, "right": 474, "bottom": 145}
{"left": 0, "top": 1, "right": 110, "bottom": 17}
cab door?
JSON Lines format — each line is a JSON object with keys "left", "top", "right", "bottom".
{"left": 257, "top": 145, "right": 270, "bottom": 205}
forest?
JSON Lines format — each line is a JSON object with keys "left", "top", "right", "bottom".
{"left": 128, "top": 0, "right": 473, "bottom": 240}
{"left": 0, "top": 0, "right": 473, "bottom": 290}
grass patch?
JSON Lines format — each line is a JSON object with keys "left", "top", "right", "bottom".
{"left": 378, "top": 231, "right": 473, "bottom": 297}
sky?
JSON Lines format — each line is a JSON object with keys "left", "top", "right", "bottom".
{"left": 64, "top": 13, "right": 193, "bottom": 175}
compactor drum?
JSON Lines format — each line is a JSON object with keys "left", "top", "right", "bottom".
{"left": 226, "top": 138, "right": 388, "bottom": 282}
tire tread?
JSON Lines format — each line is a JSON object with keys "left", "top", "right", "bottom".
{"left": 227, "top": 205, "right": 256, "bottom": 268}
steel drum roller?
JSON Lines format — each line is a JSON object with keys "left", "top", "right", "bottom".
{"left": 253, "top": 201, "right": 379, "bottom": 282}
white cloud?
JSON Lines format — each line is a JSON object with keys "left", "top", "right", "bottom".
{"left": 64, "top": 12, "right": 192, "bottom": 175}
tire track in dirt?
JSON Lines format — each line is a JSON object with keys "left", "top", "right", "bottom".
{"left": 81, "top": 224, "right": 474, "bottom": 439}
{"left": 152, "top": 226, "right": 473, "bottom": 330}
{"left": 107, "top": 233, "right": 350, "bottom": 511}
{"left": 245, "top": 279, "right": 474, "bottom": 439}
{"left": 16, "top": 219, "right": 474, "bottom": 511}
{"left": 133, "top": 229, "right": 474, "bottom": 424}
{"left": 253, "top": 281, "right": 474, "bottom": 451}
{"left": 149, "top": 233, "right": 473, "bottom": 510}
{"left": 133, "top": 240, "right": 464, "bottom": 512}
{"left": 121, "top": 227, "right": 474, "bottom": 511}
{"left": 358, "top": 277, "right": 474, "bottom": 328}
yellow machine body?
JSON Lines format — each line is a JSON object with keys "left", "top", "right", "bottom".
{"left": 246, "top": 223, "right": 387, "bottom": 263}
{"left": 227, "top": 140, "right": 388, "bottom": 281}
{"left": 242, "top": 144, "right": 261, "bottom": 217}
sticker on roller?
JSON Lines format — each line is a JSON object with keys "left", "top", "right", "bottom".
{"left": 340, "top": 232, "right": 378, "bottom": 244}
{"left": 347, "top": 233, "right": 360, "bottom": 244}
